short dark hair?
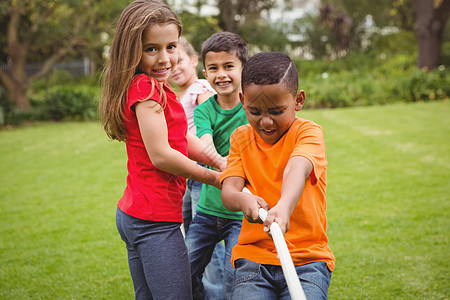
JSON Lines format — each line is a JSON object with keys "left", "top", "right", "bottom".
{"left": 241, "top": 52, "right": 298, "bottom": 97}
{"left": 201, "top": 32, "right": 248, "bottom": 66}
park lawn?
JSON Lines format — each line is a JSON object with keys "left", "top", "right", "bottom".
{"left": 0, "top": 101, "right": 449, "bottom": 299}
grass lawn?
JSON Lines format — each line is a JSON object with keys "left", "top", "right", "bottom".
{"left": 1, "top": 101, "right": 449, "bottom": 299}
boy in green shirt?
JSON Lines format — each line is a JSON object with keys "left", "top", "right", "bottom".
{"left": 184, "top": 31, "right": 248, "bottom": 300}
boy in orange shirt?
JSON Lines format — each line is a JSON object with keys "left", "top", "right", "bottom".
{"left": 221, "top": 52, "right": 335, "bottom": 299}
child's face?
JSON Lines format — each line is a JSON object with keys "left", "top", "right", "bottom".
{"left": 138, "top": 23, "right": 179, "bottom": 82}
{"left": 203, "top": 51, "right": 243, "bottom": 97}
{"left": 169, "top": 46, "right": 198, "bottom": 88}
{"left": 240, "top": 83, "right": 305, "bottom": 145}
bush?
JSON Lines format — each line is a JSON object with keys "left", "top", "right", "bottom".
{"left": 368, "top": 30, "right": 417, "bottom": 56}
{"left": 30, "top": 85, "right": 99, "bottom": 121}
{"left": 394, "top": 66, "right": 450, "bottom": 102}
{"left": 297, "top": 30, "right": 449, "bottom": 109}
{"left": 301, "top": 64, "right": 449, "bottom": 109}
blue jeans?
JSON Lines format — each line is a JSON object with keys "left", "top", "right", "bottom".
{"left": 203, "top": 242, "right": 226, "bottom": 300}
{"left": 183, "top": 180, "right": 225, "bottom": 299}
{"left": 232, "top": 259, "right": 332, "bottom": 300}
{"left": 182, "top": 179, "right": 202, "bottom": 232}
{"left": 185, "top": 211, "right": 242, "bottom": 300}
{"left": 116, "top": 208, "right": 191, "bottom": 300}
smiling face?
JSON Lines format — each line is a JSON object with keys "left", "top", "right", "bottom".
{"left": 241, "top": 83, "right": 305, "bottom": 145}
{"left": 138, "top": 23, "right": 179, "bottom": 82}
{"left": 169, "top": 45, "right": 198, "bottom": 88}
{"left": 203, "top": 51, "right": 243, "bottom": 98}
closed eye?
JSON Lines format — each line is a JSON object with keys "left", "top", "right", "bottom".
{"left": 269, "top": 109, "right": 284, "bottom": 115}
{"left": 248, "top": 109, "right": 261, "bottom": 116}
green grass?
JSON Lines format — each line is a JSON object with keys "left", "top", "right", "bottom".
{"left": 1, "top": 101, "right": 449, "bottom": 299}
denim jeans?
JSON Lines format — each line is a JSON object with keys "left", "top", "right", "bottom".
{"left": 232, "top": 259, "right": 332, "bottom": 300}
{"left": 185, "top": 211, "right": 242, "bottom": 300}
{"left": 183, "top": 180, "right": 226, "bottom": 299}
{"left": 182, "top": 179, "right": 203, "bottom": 232}
{"left": 116, "top": 208, "right": 191, "bottom": 300}
{"left": 203, "top": 241, "right": 226, "bottom": 300}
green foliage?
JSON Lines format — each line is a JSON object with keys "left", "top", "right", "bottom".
{"left": 320, "top": 0, "right": 413, "bottom": 29}
{"left": 293, "top": 13, "right": 331, "bottom": 59}
{"left": 30, "top": 85, "right": 99, "bottom": 122}
{"left": 30, "top": 70, "right": 74, "bottom": 93}
{"left": 177, "top": 10, "right": 219, "bottom": 55}
{"left": 441, "top": 41, "right": 450, "bottom": 66}
{"left": 298, "top": 31, "right": 449, "bottom": 109}
{"left": 368, "top": 30, "right": 417, "bottom": 55}
{"left": 394, "top": 67, "right": 450, "bottom": 102}
{"left": 239, "top": 22, "right": 290, "bottom": 53}
{"left": 301, "top": 61, "right": 449, "bottom": 109}
{"left": 292, "top": 8, "right": 365, "bottom": 59}
{"left": 0, "top": 0, "right": 129, "bottom": 63}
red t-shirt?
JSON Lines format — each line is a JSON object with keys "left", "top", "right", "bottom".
{"left": 118, "top": 74, "right": 188, "bottom": 222}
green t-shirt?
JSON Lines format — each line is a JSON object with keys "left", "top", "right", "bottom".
{"left": 194, "top": 95, "right": 247, "bottom": 219}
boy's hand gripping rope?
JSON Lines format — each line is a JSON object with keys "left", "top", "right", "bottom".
{"left": 242, "top": 187, "right": 307, "bottom": 300}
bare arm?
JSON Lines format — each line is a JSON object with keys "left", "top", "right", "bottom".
{"left": 263, "top": 156, "right": 313, "bottom": 235}
{"left": 221, "top": 176, "right": 270, "bottom": 224}
{"left": 136, "top": 100, "right": 221, "bottom": 189}
{"left": 187, "top": 131, "right": 227, "bottom": 171}
{"left": 197, "top": 91, "right": 214, "bottom": 105}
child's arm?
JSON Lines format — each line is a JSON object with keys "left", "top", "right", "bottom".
{"left": 136, "top": 100, "right": 221, "bottom": 189}
{"left": 197, "top": 91, "right": 214, "bottom": 105}
{"left": 264, "top": 156, "right": 313, "bottom": 235}
{"left": 222, "top": 176, "right": 270, "bottom": 223}
{"left": 186, "top": 131, "right": 227, "bottom": 171}
{"left": 198, "top": 133, "right": 225, "bottom": 163}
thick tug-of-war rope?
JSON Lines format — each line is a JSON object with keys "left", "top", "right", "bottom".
{"left": 242, "top": 187, "right": 307, "bottom": 300}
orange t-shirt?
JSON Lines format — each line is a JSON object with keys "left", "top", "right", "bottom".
{"left": 220, "top": 117, "right": 335, "bottom": 272}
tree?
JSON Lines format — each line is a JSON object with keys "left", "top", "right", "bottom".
{"left": 0, "top": 0, "right": 127, "bottom": 112}
{"left": 320, "top": 0, "right": 394, "bottom": 27}
{"left": 216, "top": 0, "right": 291, "bottom": 52}
{"left": 170, "top": 0, "right": 292, "bottom": 55}
{"left": 216, "top": 0, "right": 278, "bottom": 32}
{"left": 391, "top": 0, "right": 416, "bottom": 30}
{"left": 176, "top": 10, "right": 219, "bottom": 54}
{"left": 320, "top": 0, "right": 450, "bottom": 69}
{"left": 414, "top": 0, "right": 450, "bottom": 70}
{"left": 319, "top": 3, "right": 354, "bottom": 55}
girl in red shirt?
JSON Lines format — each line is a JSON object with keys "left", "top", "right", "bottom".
{"left": 99, "top": 1, "right": 225, "bottom": 299}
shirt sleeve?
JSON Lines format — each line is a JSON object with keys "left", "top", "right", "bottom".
{"left": 290, "top": 122, "right": 327, "bottom": 185}
{"left": 188, "top": 81, "right": 214, "bottom": 105}
{"left": 127, "top": 74, "right": 162, "bottom": 111}
{"left": 193, "top": 101, "right": 213, "bottom": 138}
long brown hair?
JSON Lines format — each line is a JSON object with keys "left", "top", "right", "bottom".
{"left": 99, "top": 0, "right": 182, "bottom": 141}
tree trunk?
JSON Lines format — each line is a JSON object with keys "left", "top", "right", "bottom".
{"left": 414, "top": 0, "right": 450, "bottom": 71}
{"left": 217, "top": 0, "right": 238, "bottom": 32}
{"left": 10, "top": 83, "right": 31, "bottom": 111}
{"left": 1, "top": 5, "right": 82, "bottom": 112}
{"left": 0, "top": 68, "right": 31, "bottom": 112}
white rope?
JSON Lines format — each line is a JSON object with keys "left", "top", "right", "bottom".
{"left": 242, "top": 187, "right": 307, "bottom": 300}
